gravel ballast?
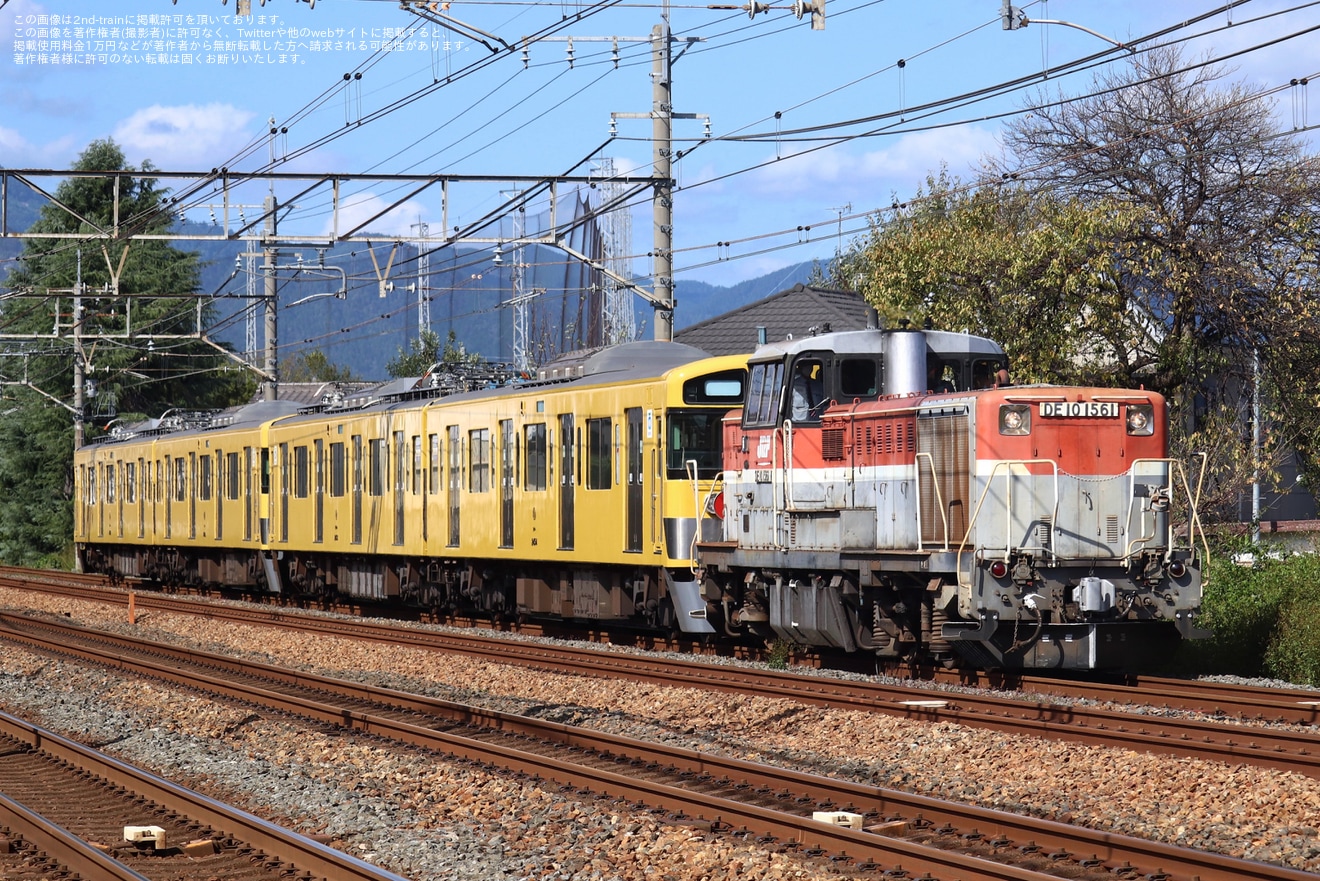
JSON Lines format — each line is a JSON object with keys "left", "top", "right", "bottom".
{"left": 1, "top": 587, "right": 1317, "bottom": 879}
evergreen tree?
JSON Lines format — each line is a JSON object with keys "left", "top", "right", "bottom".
{"left": 0, "top": 139, "right": 253, "bottom": 566}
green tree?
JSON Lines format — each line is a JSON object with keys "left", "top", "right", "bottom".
{"left": 835, "top": 47, "right": 1320, "bottom": 515}
{"left": 0, "top": 139, "right": 253, "bottom": 566}
{"left": 281, "top": 348, "right": 357, "bottom": 383}
{"left": 386, "top": 329, "right": 477, "bottom": 379}
{"left": 834, "top": 171, "right": 1145, "bottom": 386}
{"left": 992, "top": 45, "right": 1320, "bottom": 512}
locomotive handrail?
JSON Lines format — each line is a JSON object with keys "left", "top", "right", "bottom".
{"left": 956, "top": 459, "right": 1060, "bottom": 592}
{"left": 912, "top": 451, "right": 950, "bottom": 552}
{"left": 776, "top": 421, "right": 789, "bottom": 549}
{"left": 1126, "top": 457, "right": 1211, "bottom": 572}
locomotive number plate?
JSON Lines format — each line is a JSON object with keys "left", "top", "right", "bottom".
{"left": 1039, "top": 401, "right": 1119, "bottom": 418}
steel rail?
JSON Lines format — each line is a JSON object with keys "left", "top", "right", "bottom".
{"left": 0, "top": 792, "right": 152, "bottom": 881}
{"left": 0, "top": 612, "right": 1313, "bottom": 881}
{"left": 0, "top": 708, "right": 412, "bottom": 881}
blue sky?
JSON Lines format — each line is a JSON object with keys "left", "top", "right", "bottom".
{"left": 3, "top": 0, "right": 1318, "bottom": 299}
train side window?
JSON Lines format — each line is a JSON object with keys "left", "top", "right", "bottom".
{"left": 429, "top": 433, "right": 441, "bottom": 494}
{"left": 587, "top": 417, "right": 612, "bottom": 490}
{"left": 329, "top": 442, "right": 346, "bottom": 497}
{"left": 226, "top": 452, "right": 240, "bottom": 500}
{"left": 126, "top": 461, "right": 137, "bottom": 503}
{"left": 294, "top": 445, "right": 309, "bottom": 499}
{"left": 411, "top": 435, "right": 422, "bottom": 495}
{"left": 525, "top": 423, "right": 547, "bottom": 491}
{"left": 840, "top": 358, "right": 879, "bottom": 398}
{"left": 369, "top": 438, "right": 387, "bottom": 497}
{"left": 175, "top": 457, "right": 188, "bottom": 503}
{"left": 199, "top": 455, "right": 212, "bottom": 501}
{"left": 469, "top": 428, "right": 491, "bottom": 493}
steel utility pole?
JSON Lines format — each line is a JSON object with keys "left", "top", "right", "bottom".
{"left": 262, "top": 119, "right": 279, "bottom": 402}
{"left": 652, "top": 22, "right": 675, "bottom": 342}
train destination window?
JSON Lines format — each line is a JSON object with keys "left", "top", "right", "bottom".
{"left": 682, "top": 369, "right": 745, "bottom": 404}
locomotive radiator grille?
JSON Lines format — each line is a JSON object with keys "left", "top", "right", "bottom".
{"left": 1107, "top": 515, "right": 1121, "bottom": 545}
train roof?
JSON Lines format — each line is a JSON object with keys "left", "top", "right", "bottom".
{"left": 749, "top": 327, "right": 1005, "bottom": 361}
{"left": 80, "top": 341, "right": 733, "bottom": 444}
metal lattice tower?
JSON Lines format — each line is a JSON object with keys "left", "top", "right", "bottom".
{"left": 592, "top": 158, "right": 636, "bottom": 345}
{"left": 244, "top": 251, "right": 258, "bottom": 364}
{"left": 505, "top": 195, "right": 533, "bottom": 372}
{"left": 412, "top": 219, "right": 431, "bottom": 337}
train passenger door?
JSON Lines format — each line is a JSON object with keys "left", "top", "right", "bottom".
{"left": 626, "top": 407, "right": 643, "bottom": 552}
{"left": 447, "top": 425, "right": 461, "bottom": 546}
{"left": 351, "top": 435, "right": 363, "bottom": 545}
{"left": 500, "top": 419, "right": 514, "bottom": 548}
{"left": 393, "top": 430, "right": 406, "bottom": 546}
{"left": 314, "top": 439, "right": 325, "bottom": 543}
{"left": 559, "top": 413, "right": 575, "bottom": 549}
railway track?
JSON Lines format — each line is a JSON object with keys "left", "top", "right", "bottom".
{"left": 6, "top": 572, "right": 1317, "bottom": 778}
{"left": 0, "top": 608, "right": 1312, "bottom": 881}
{"left": 0, "top": 707, "right": 410, "bottom": 881}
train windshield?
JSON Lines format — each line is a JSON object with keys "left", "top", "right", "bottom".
{"left": 666, "top": 410, "right": 726, "bottom": 479}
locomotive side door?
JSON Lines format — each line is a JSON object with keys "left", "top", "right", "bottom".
{"left": 626, "top": 407, "right": 643, "bottom": 552}
{"left": 559, "top": 413, "right": 575, "bottom": 549}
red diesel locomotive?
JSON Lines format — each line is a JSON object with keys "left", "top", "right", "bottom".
{"left": 689, "top": 326, "right": 1206, "bottom": 670}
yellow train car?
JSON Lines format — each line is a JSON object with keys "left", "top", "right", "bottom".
{"left": 76, "top": 342, "right": 746, "bottom": 636}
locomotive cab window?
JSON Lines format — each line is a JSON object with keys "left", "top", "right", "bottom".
{"left": 839, "top": 358, "right": 879, "bottom": 399}
{"left": 788, "top": 357, "right": 826, "bottom": 424}
{"left": 743, "top": 361, "right": 784, "bottom": 428}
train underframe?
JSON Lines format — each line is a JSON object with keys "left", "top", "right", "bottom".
{"left": 77, "top": 541, "right": 1199, "bottom": 670}
{"left": 693, "top": 544, "right": 1201, "bottom": 671}
{"left": 77, "top": 543, "right": 695, "bottom": 636}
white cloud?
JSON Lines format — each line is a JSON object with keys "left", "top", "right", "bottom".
{"left": 328, "top": 192, "right": 430, "bottom": 238}
{"left": 746, "top": 126, "right": 999, "bottom": 201}
{"left": 0, "top": 125, "right": 78, "bottom": 167}
{"left": 112, "top": 104, "right": 257, "bottom": 169}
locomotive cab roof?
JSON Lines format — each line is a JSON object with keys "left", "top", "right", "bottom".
{"left": 747, "top": 327, "right": 1005, "bottom": 363}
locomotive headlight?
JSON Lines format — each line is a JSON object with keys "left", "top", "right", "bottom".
{"left": 999, "top": 404, "right": 1031, "bottom": 436}
{"left": 1126, "top": 404, "right": 1154, "bottom": 436}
